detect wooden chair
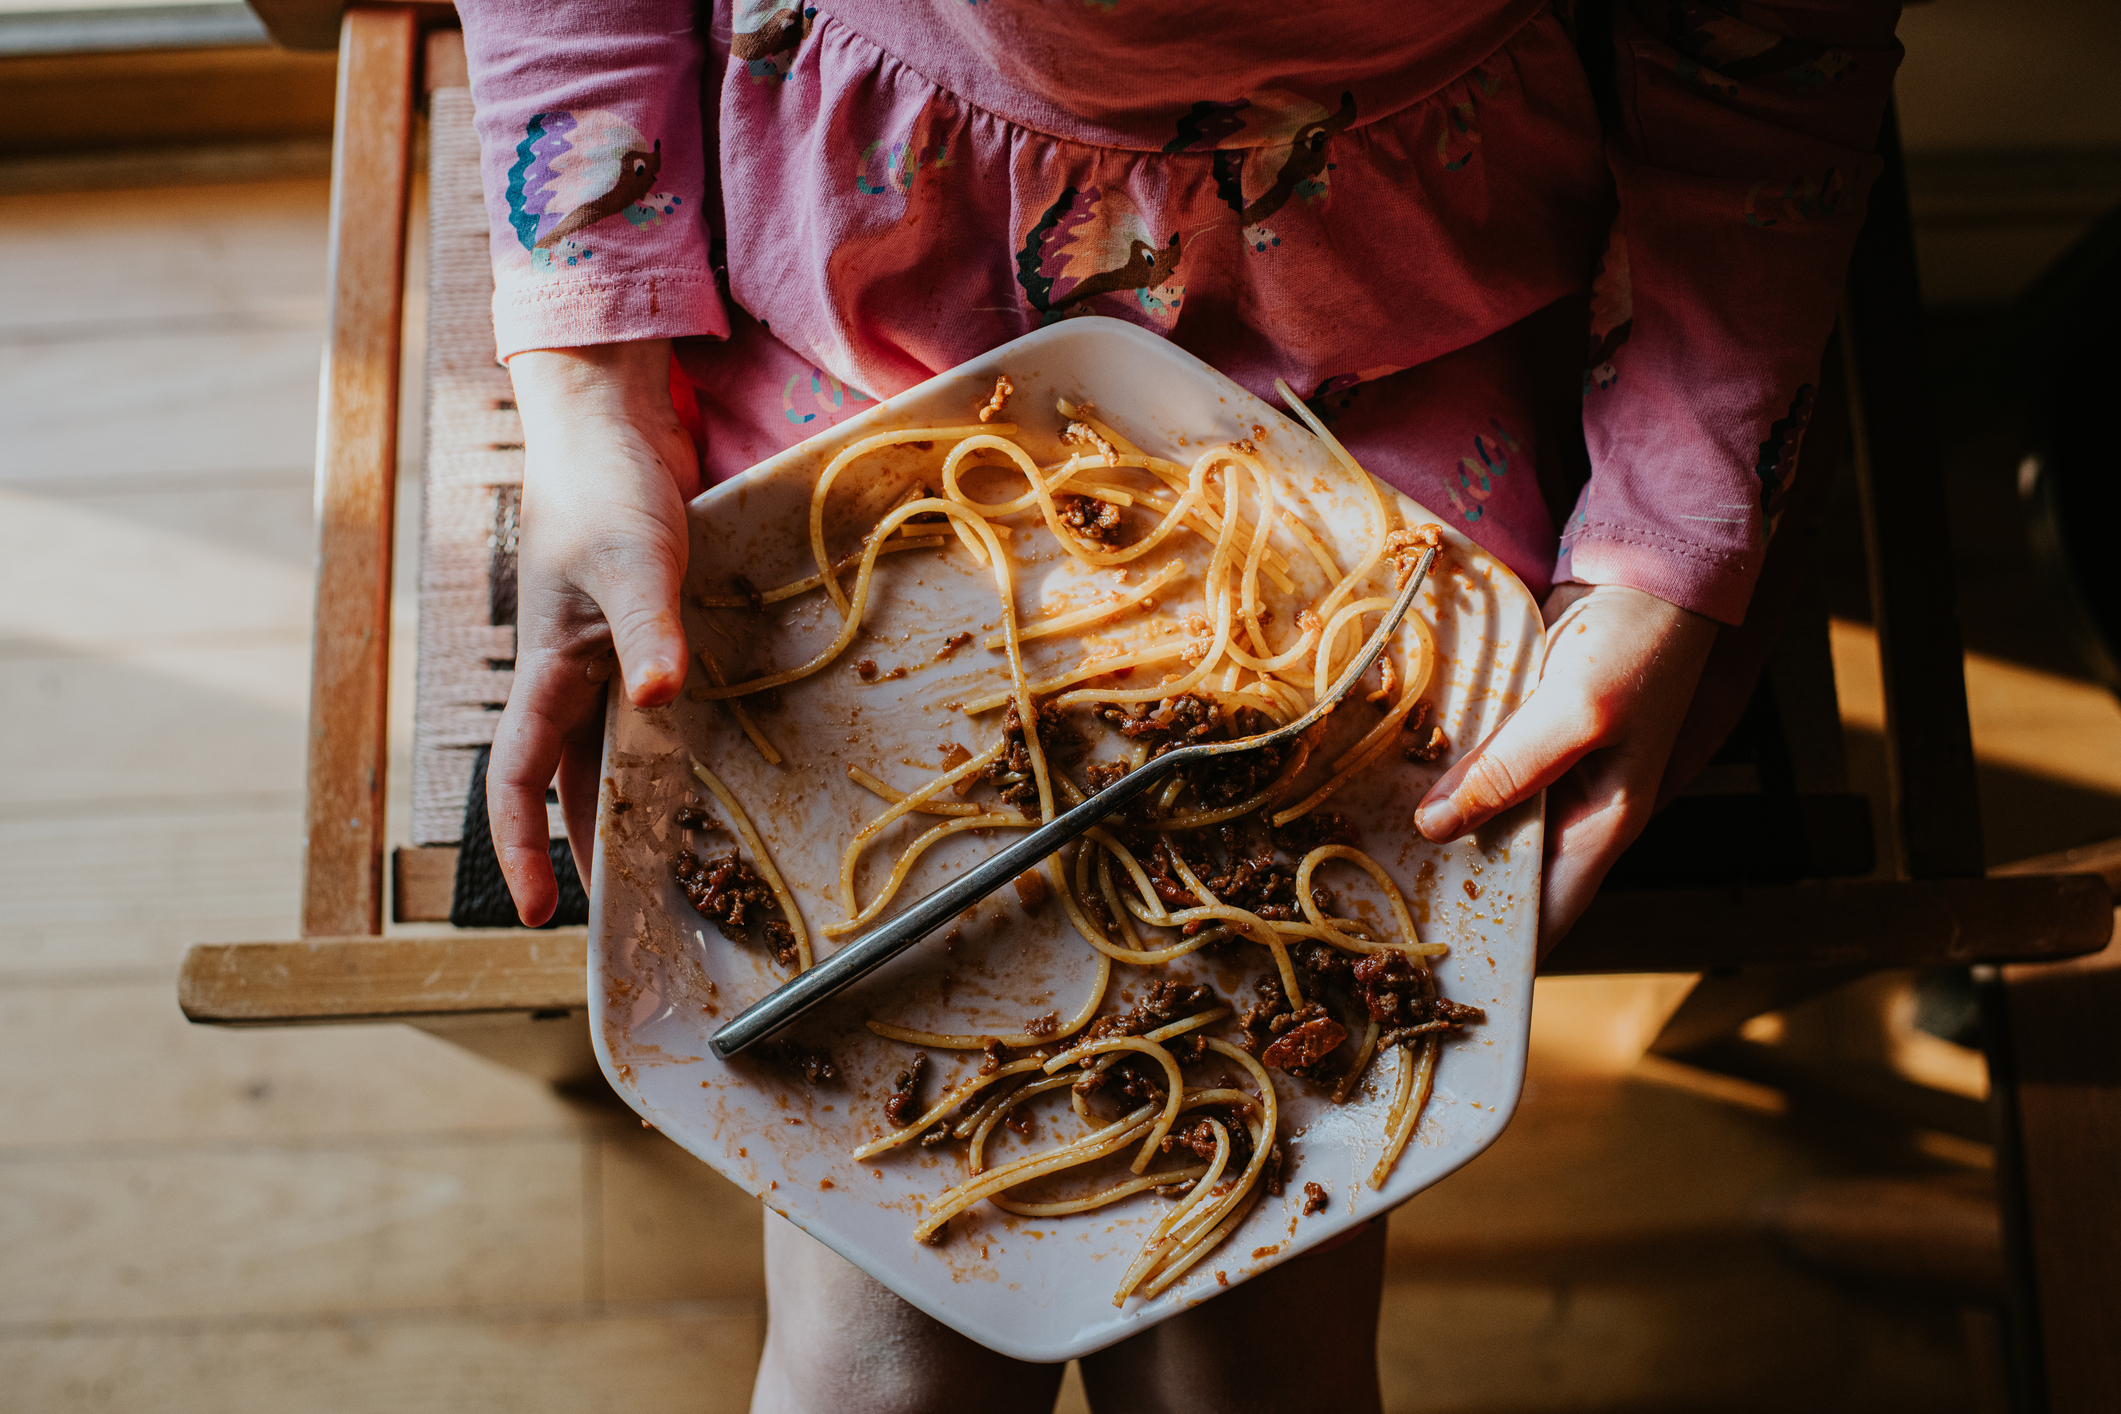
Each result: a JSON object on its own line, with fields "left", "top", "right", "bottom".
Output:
{"left": 179, "top": 6, "right": 2120, "bottom": 1407}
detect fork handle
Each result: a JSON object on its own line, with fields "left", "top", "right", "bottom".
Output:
{"left": 711, "top": 747, "right": 1184, "bottom": 1057}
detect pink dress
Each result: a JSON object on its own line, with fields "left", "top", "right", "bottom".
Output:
{"left": 459, "top": 0, "right": 1901, "bottom": 625}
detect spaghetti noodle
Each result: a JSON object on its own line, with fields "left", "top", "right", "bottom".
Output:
{"left": 674, "top": 389, "right": 1491, "bottom": 1301}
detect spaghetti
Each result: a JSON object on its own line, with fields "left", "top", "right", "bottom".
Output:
{"left": 673, "top": 389, "right": 1490, "bottom": 1301}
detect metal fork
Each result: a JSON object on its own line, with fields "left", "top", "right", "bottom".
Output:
{"left": 710, "top": 546, "right": 1438, "bottom": 1057}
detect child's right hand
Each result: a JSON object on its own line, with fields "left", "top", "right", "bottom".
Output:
{"left": 487, "top": 339, "right": 700, "bottom": 926}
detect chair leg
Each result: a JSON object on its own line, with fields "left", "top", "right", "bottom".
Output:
{"left": 1983, "top": 921, "right": 2121, "bottom": 1413}
{"left": 302, "top": 4, "right": 418, "bottom": 938}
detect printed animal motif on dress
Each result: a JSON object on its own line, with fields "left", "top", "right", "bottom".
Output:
{"left": 1584, "top": 231, "right": 1632, "bottom": 393}
{"left": 1664, "top": 1, "right": 1854, "bottom": 95}
{"left": 1446, "top": 419, "right": 1520, "bottom": 524}
{"left": 1744, "top": 168, "right": 1845, "bottom": 227}
{"left": 1163, "top": 91, "right": 1356, "bottom": 253}
{"left": 732, "top": 1, "right": 815, "bottom": 82}
{"left": 1303, "top": 365, "right": 1407, "bottom": 425}
{"left": 1015, "top": 186, "right": 1184, "bottom": 328}
{"left": 783, "top": 368, "right": 874, "bottom": 427}
{"left": 852, "top": 100, "right": 957, "bottom": 202}
{"left": 1752, "top": 382, "right": 1813, "bottom": 541}
{"left": 505, "top": 110, "right": 680, "bottom": 275}
{"left": 1434, "top": 67, "right": 1500, "bottom": 172}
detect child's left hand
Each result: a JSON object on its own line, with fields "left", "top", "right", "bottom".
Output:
{"left": 1415, "top": 582, "right": 1718, "bottom": 956}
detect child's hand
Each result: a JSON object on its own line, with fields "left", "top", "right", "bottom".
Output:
{"left": 487, "top": 339, "right": 699, "bottom": 926}
{"left": 1415, "top": 582, "right": 1717, "bottom": 955}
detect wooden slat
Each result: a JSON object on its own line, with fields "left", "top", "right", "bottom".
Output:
{"left": 300, "top": 4, "right": 416, "bottom": 939}
{"left": 1664, "top": 1036, "right": 1992, "bottom": 1143}
{"left": 423, "top": 24, "right": 466, "bottom": 91}
{"left": 1994, "top": 835, "right": 2121, "bottom": 898}
{"left": 179, "top": 930, "right": 588, "bottom": 1024}
{"left": 1545, "top": 875, "right": 2112, "bottom": 975}
{"left": 1840, "top": 102, "right": 1986, "bottom": 883}
{"left": 1760, "top": 1175, "right": 2005, "bottom": 1301}
{"left": 391, "top": 844, "right": 460, "bottom": 923}
{"left": 1999, "top": 922, "right": 2121, "bottom": 1412}
{"left": 247, "top": 0, "right": 455, "bottom": 52}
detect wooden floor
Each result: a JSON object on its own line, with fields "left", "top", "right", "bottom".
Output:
{"left": 5, "top": 172, "right": 2118, "bottom": 1413}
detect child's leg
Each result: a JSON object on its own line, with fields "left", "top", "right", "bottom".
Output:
{"left": 1077, "top": 1219, "right": 1387, "bottom": 1414}
{"left": 751, "top": 1213, "right": 1066, "bottom": 1414}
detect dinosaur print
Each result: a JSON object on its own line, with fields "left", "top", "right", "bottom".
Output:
{"left": 1744, "top": 167, "right": 1845, "bottom": 227}
{"left": 1446, "top": 420, "right": 1520, "bottom": 524}
{"left": 733, "top": 1, "right": 815, "bottom": 80}
{"left": 536, "top": 141, "right": 661, "bottom": 249}
{"left": 1665, "top": 0, "right": 1853, "bottom": 94}
{"left": 1584, "top": 231, "right": 1632, "bottom": 392}
{"left": 505, "top": 110, "right": 680, "bottom": 275}
{"left": 1015, "top": 186, "right": 1184, "bottom": 327}
{"left": 1164, "top": 91, "right": 1357, "bottom": 253}
{"left": 1752, "top": 382, "right": 1813, "bottom": 539}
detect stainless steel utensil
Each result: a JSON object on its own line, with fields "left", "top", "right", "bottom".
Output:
{"left": 710, "top": 546, "right": 1438, "bottom": 1057}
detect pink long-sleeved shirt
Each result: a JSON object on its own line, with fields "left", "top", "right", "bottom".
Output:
{"left": 459, "top": 0, "right": 1900, "bottom": 624}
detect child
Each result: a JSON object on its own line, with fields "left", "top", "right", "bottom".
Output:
{"left": 461, "top": 2, "right": 1900, "bottom": 1408}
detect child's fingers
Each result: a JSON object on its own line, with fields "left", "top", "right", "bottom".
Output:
{"left": 579, "top": 544, "right": 690, "bottom": 710}
{"left": 487, "top": 651, "right": 611, "bottom": 927}
{"left": 1534, "top": 766, "right": 1645, "bottom": 957}
{"left": 1415, "top": 683, "right": 1603, "bottom": 843}
{"left": 488, "top": 691, "right": 567, "bottom": 927}
{"left": 555, "top": 732, "right": 603, "bottom": 891}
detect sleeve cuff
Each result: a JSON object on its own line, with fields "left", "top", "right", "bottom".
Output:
{"left": 492, "top": 273, "right": 730, "bottom": 361}
{"left": 1556, "top": 520, "right": 1758, "bottom": 626}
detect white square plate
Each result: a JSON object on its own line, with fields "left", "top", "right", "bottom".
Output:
{"left": 588, "top": 316, "right": 1543, "bottom": 1361}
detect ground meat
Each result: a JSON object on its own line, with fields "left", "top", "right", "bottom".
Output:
{"left": 1385, "top": 523, "right": 1444, "bottom": 588}
{"left": 759, "top": 1040, "right": 837, "bottom": 1085}
{"left": 938, "top": 741, "right": 973, "bottom": 770}
{"left": 1351, "top": 951, "right": 1488, "bottom": 1049}
{"left": 978, "top": 1038, "right": 1008, "bottom": 1074}
{"left": 1270, "top": 810, "right": 1355, "bottom": 855}
{"left": 1292, "top": 939, "right": 1354, "bottom": 991}
{"left": 935, "top": 631, "right": 973, "bottom": 660}
{"left": 1097, "top": 693, "right": 1220, "bottom": 758}
{"left": 1074, "top": 1055, "right": 1166, "bottom": 1112}
{"left": 983, "top": 698, "right": 1088, "bottom": 808}
{"left": 1303, "top": 1182, "right": 1329, "bottom": 1215}
{"left": 757, "top": 919, "right": 799, "bottom": 970}
{"left": 1085, "top": 981, "right": 1218, "bottom": 1044}
{"left": 730, "top": 573, "right": 763, "bottom": 612}
{"left": 884, "top": 1052, "right": 928, "bottom": 1128}
{"left": 1236, "top": 974, "right": 1292, "bottom": 1056}
{"left": 1262, "top": 1012, "right": 1348, "bottom": 1071}
{"left": 1404, "top": 725, "right": 1449, "bottom": 763}
{"left": 1036, "top": 701, "right": 1090, "bottom": 766}
{"left": 978, "top": 372, "right": 1013, "bottom": 423}
{"left": 983, "top": 700, "right": 1041, "bottom": 810}
{"left": 855, "top": 658, "right": 879, "bottom": 681}
{"left": 1013, "top": 868, "right": 1050, "bottom": 913}
{"left": 674, "top": 848, "right": 799, "bottom": 968}
{"left": 1143, "top": 837, "right": 1203, "bottom": 910}
{"left": 1062, "top": 420, "right": 1118, "bottom": 463}
{"left": 1083, "top": 760, "right": 1130, "bottom": 795}
{"left": 1161, "top": 1116, "right": 1224, "bottom": 1162}
{"left": 1200, "top": 825, "right": 1331, "bottom": 923}
{"left": 1023, "top": 1011, "right": 1061, "bottom": 1039}
{"left": 673, "top": 803, "right": 713, "bottom": 830}
{"left": 1057, "top": 493, "right": 1128, "bottom": 547}
{"left": 1188, "top": 707, "right": 1286, "bottom": 808}
{"left": 676, "top": 849, "right": 771, "bottom": 934}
